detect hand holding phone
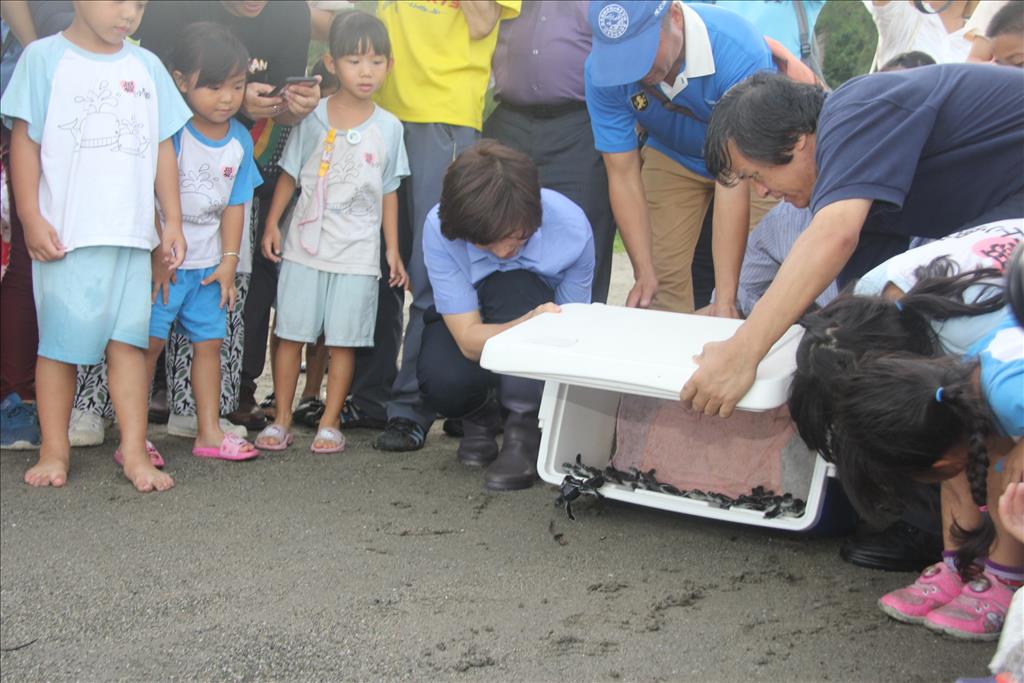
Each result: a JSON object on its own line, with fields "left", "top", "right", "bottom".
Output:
{"left": 266, "top": 77, "right": 319, "bottom": 98}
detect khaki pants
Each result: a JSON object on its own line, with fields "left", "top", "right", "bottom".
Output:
{"left": 641, "top": 146, "right": 776, "bottom": 313}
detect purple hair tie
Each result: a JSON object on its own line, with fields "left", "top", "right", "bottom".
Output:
{"left": 979, "top": 505, "right": 989, "bottom": 513}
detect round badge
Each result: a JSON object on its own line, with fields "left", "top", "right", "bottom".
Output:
{"left": 597, "top": 3, "right": 629, "bottom": 40}
{"left": 346, "top": 129, "right": 361, "bottom": 145}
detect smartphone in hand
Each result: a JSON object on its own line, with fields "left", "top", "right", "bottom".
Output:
{"left": 265, "top": 76, "right": 319, "bottom": 98}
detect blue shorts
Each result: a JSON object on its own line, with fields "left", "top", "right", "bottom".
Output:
{"left": 274, "top": 261, "right": 377, "bottom": 347}
{"left": 149, "top": 266, "right": 227, "bottom": 343}
{"left": 33, "top": 246, "right": 151, "bottom": 365}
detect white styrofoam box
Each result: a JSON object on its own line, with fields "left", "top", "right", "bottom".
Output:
{"left": 480, "top": 303, "right": 836, "bottom": 532}
{"left": 481, "top": 303, "right": 804, "bottom": 410}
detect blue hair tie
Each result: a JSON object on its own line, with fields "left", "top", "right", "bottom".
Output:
{"left": 894, "top": 301, "right": 904, "bottom": 312}
{"left": 935, "top": 387, "right": 945, "bottom": 403}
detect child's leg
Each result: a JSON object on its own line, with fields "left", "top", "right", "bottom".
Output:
{"left": 192, "top": 339, "right": 226, "bottom": 448}
{"left": 107, "top": 340, "right": 173, "bottom": 493}
{"left": 269, "top": 338, "right": 303, "bottom": 434}
{"left": 301, "top": 336, "right": 329, "bottom": 400}
{"left": 25, "top": 357, "right": 76, "bottom": 487}
{"left": 987, "top": 453, "right": 1024, "bottom": 579}
{"left": 144, "top": 337, "right": 167, "bottom": 392}
{"left": 314, "top": 347, "right": 354, "bottom": 449}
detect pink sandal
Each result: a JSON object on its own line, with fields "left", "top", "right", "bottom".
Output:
{"left": 113, "top": 440, "right": 166, "bottom": 469}
{"left": 192, "top": 433, "right": 259, "bottom": 461}
{"left": 254, "top": 423, "right": 293, "bottom": 452}
{"left": 310, "top": 427, "right": 345, "bottom": 454}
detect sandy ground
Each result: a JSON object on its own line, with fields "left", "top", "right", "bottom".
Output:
{"left": 0, "top": 254, "right": 994, "bottom": 681}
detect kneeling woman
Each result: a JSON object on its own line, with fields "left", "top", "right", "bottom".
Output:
{"left": 419, "top": 141, "right": 595, "bottom": 491}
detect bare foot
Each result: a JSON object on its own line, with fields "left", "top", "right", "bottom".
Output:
{"left": 121, "top": 452, "right": 174, "bottom": 492}
{"left": 24, "top": 449, "right": 70, "bottom": 487}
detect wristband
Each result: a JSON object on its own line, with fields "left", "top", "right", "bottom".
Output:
{"left": 222, "top": 251, "right": 241, "bottom": 260}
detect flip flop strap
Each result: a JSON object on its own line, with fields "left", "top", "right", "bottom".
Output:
{"left": 257, "top": 424, "right": 287, "bottom": 444}
{"left": 315, "top": 427, "right": 342, "bottom": 443}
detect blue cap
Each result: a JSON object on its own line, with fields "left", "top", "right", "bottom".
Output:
{"left": 588, "top": 1, "right": 671, "bottom": 88}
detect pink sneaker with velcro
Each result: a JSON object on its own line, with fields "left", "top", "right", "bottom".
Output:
{"left": 923, "top": 572, "right": 1015, "bottom": 641}
{"left": 878, "top": 562, "right": 964, "bottom": 624}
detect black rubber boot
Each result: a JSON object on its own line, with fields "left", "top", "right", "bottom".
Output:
{"left": 457, "top": 395, "right": 502, "bottom": 467}
{"left": 484, "top": 376, "right": 542, "bottom": 491}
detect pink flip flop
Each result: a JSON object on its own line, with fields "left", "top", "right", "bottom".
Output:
{"left": 310, "top": 427, "right": 345, "bottom": 454}
{"left": 113, "top": 440, "right": 166, "bottom": 469}
{"left": 192, "top": 433, "right": 259, "bottom": 461}
{"left": 254, "top": 423, "right": 293, "bottom": 452}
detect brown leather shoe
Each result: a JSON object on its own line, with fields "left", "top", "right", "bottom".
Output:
{"left": 224, "top": 404, "right": 268, "bottom": 431}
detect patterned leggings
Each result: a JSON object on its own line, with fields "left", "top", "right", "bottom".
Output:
{"left": 73, "top": 273, "right": 250, "bottom": 418}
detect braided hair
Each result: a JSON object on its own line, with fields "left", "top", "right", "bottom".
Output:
{"left": 790, "top": 259, "right": 1005, "bottom": 459}
{"left": 830, "top": 354, "right": 995, "bottom": 579}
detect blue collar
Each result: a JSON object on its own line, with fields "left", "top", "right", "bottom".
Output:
{"left": 467, "top": 228, "right": 543, "bottom": 265}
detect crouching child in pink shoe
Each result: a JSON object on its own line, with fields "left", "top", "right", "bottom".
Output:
{"left": 0, "top": 0, "right": 192, "bottom": 492}
{"left": 144, "top": 22, "right": 262, "bottom": 462}
{"left": 828, "top": 312, "right": 1023, "bottom": 642}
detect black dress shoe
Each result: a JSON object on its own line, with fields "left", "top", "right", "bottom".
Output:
{"left": 840, "top": 521, "right": 943, "bottom": 572}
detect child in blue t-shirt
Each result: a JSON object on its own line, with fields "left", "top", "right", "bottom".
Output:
{"left": 143, "top": 22, "right": 262, "bottom": 462}
{"left": 0, "top": 0, "right": 191, "bottom": 493}
{"left": 256, "top": 11, "right": 409, "bottom": 454}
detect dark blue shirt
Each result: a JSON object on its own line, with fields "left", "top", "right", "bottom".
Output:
{"left": 811, "top": 64, "right": 1024, "bottom": 238}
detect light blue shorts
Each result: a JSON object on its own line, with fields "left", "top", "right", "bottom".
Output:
{"left": 33, "top": 246, "right": 151, "bottom": 365}
{"left": 149, "top": 266, "right": 226, "bottom": 343}
{"left": 274, "top": 260, "right": 377, "bottom": 347}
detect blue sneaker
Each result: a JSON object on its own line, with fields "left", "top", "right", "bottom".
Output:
{"left": 1, "top": 393, "right": 41, "bottom": 450}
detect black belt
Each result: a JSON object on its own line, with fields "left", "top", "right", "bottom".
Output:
{"left": 498, "top": 100, "right": 588, "bottom": 120}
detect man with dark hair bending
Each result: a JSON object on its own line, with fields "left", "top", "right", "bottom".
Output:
{"left": 681, "top": 64, "right": 1024, "bottom": 418}
{"left": 418, "top": 141, "right": 595, "bottom": 492}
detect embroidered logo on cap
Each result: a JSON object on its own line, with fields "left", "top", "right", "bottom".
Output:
{"left": 631, "top": 91, "right": 649, "bottom": 111}
{"left": 598, "top": 3, "right": 630, "bottom": 39}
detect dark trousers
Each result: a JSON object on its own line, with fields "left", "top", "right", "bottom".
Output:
{"left": 0, "top": 190, "right": 38, "bottom": 400}
{"left": 348, "top": 237, "right": 403, "bottom": 421}
{"left": 483, "top": 103, "right": 615, "bottom": 304}
{"left": 838, "top": 188, "right": 1024, "bottom": 287}
{"left": 691, "top": 197, "right": 716, "bottom": 309}
{"left": 240, "top": 186, "right": 278, "bottom": 403}
{"left": 418, "top": 270, "right": 553, "bottom": 418}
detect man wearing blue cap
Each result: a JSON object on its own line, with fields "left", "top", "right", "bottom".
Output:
{"left": 585, "top": 0, "right": 777, "bottom": 315}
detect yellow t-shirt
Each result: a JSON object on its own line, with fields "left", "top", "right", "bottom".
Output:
{"left": 375, "top": 0, "right": 521, "bottom": 131}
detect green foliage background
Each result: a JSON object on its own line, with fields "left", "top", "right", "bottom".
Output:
{"left": 815, "top": 0, "right": 878, "bottom": 86}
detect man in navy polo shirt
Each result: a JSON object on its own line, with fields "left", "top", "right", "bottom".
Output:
{"left": 683, "top": 66, "right": 1024, "bottom": 418}
{"left": 585, "top": 0, "right": 776, "bottom": 315}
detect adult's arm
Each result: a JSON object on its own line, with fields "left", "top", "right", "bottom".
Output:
{"left": 603, "top": 150, "right": 658, "bottom": 308}
{"left": 706, "top": 179, "right": 753, "bottom": 319}
{"left": 680, "top": 197, "right": 872, "bottom": 416}
{"left": 443, "top": 303, "right": 560, "bottom": 362}
{"left": 1, "top": 1, "right": 37, "bottom": 46}
{"left": 460, "top": 0, "right": 502, "bottom": 40}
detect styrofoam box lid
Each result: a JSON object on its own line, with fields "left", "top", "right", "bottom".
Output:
{"left": 480, "top": 303, "right": 805, "bottom": 411}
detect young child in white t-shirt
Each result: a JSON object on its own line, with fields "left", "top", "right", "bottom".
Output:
{"left": 256, "top": 11, "right": 409, "bottom": 453}
{"left": 0, "top": 0, "right": 191, "bottom": 493}
{"left": 144, "top": 21, "right": 262, "bottom": 462}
